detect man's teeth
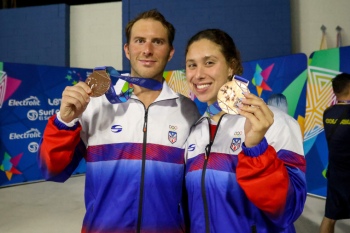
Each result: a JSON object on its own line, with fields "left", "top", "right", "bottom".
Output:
{"left": 197, "top": 84, "right": 210, "bottom": 89}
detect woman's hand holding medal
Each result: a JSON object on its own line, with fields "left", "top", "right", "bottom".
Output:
{"left": 216, "top": 76, "right": 274, "bottom": 148}
{"left": 237, "top": 92, "right": 274, "bottom": 148}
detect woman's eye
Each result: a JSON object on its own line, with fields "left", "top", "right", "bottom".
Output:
{"left": 187, "top": 63, "right": 196, "bottom": 69}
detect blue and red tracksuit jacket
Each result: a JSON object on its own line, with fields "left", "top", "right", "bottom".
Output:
{"left": 185, "top": 106, "right": 307, "bottom": 233}
{"left": 37, "top": 82, "right": 200, "bottom": 233}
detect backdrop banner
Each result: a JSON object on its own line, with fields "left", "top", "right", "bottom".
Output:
{"left": 0, "top": 53, "right": 308, "bottom": 187}
{"left": 0, "top": 62, "right": 93, "bottom": 186}
{"left": 304, "top": 46, "right": 350, "bottom": 197}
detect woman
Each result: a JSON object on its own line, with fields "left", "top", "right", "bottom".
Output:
{"left": 184, "top": 29, "right": 307, "bottom": 233}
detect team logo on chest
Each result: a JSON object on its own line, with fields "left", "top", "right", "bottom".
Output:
{"left": 230, "top": 138, "right": 241, "bottom": 152}
{"left": 168, "top": 125, "right": 178, "bottom": 144}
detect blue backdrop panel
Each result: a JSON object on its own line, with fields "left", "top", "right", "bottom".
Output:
{"left": 242, "top": 53, "right": 308, "bottom": 120}
{"left": 122, "top": 0, "right": 291, "bottom": 71}
{"left": 0, "top": 62, "right": 92, "bottom": 187}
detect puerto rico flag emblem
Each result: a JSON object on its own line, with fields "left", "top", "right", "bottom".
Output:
{"left": 168, "top": 131, "right": 177, "bottom": 144}
{"left": 230, "top": 138, "right": 241, "bottom": 152}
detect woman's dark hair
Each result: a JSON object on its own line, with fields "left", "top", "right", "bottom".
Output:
{"left": 185, "top": 29, "right": 243, "bottom": 77}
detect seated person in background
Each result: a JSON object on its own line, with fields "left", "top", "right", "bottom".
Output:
{"left": 267, "top": 93, "right": 288, "bottom": 114}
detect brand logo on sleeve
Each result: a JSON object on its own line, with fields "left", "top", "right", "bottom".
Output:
{"left": 188, "top": 144, "right": 196, "bottom": 151}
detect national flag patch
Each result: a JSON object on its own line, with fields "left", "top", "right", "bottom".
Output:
{"left": 230, "top": 138, "right": 241, "bottom": 152}
{"left": 168, "top": 131, "right": 177, "bottom": 144}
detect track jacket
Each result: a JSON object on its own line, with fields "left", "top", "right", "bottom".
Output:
{"left": 37, "top": 81, "right": 200, "bottom": 233}
{"left": 185, "top": 106, "right": 306, "bottom": 233}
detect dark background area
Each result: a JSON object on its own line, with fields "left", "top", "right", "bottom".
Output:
{"left": 0, "top": 0, "right": 292, "bottom": 70}
{"left": 1, "top": 0, "right": 121, "bottom": 8}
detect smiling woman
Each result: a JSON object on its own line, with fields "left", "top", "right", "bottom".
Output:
{"left": 183, "top": 28, "right": 307, "bottom": 233}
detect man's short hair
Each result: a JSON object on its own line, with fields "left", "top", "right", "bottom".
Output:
{"left": 125, "top": 9, "right": 175, "bottom": 47}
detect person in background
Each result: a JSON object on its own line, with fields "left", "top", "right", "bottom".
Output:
{"left": 320, "top": 72, "right": 350, "bottom": 233}
{"left": 37, "top": 9, "right": 200, "bottom": 233}
{"left": 184, "top": 28, "right": 306, "bottom": 232}
{"left": 267, "top": 93, "right": 288, "bottom": 114}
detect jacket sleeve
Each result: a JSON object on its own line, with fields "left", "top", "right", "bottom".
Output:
{"left": 236, "top": 114, "right": 306, "bottom": 228}
{"left": 37, "top": 114, "right": 86, "bottom": 182}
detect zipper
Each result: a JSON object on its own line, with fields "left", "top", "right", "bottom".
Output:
{"left": 201, "top": 115, "right": 225, "bottom": 233}
{"left": 251, "top": 224, "right": 257, "bottom": 233}
{"left": 137, "top": 107, "right": 149, "bottom": 233}
{"left": 202, "top": 142, "right": 211, "bottom": 233}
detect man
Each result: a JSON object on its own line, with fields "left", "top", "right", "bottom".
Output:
{"left": 37, "top": 9, "right": 200, "bottom": 233}
{"left": 320, "top": 72, "right": 350, "bottom": 233}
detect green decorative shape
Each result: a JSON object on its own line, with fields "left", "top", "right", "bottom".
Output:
{"left": 310, "top": 48, "right": 340, "bottom": 71}
{"left": 283, "top": 69, "right": 308, "bottom": 116}
{"left": 322, "top": 167, "right": 327, "bottom": 179}
{"left": 0, "top": 62, "right": 3, "bottom": 71}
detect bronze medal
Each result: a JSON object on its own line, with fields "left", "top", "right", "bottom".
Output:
{"left": 217, "top": 79, "right": 250, "bottom": 115}
{"left": 85, "top": 69, "right": 111, "bottom": 97}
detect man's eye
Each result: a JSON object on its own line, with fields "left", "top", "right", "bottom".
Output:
{"left": 154, "top": 40, "right": 163, "bottom": 45}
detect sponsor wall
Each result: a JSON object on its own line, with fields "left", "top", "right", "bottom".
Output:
{"left": 0, "top": 47, "right": 350, "bottom": 196}
{"left": 0, "top": 62, "right": 92, "bottom": 186}
{"left": 0, "top": 53, "right": 308, "bottom": 190}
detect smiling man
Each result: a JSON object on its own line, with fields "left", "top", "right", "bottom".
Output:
{"left": 37, "top": 9, "right": 200, "bottom": 233}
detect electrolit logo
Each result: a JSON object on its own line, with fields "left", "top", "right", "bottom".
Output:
{"left": 9, "top": 128, "right": 41, "bottom": 140}
{"left": 8, "top": 96, "right": 40, "bottom": 106}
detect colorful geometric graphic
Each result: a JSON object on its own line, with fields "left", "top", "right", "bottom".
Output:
{"left": 0, "top": 152, "right": 23, "bottom": 180}
{"left": 66, "top": 69, "right": 87, "bottom": 85}
{"left": 251, "top": 63, "right": 273, "bottom": 96}
{"left": 304, "top": 46, "right": 350, "bottom": 197}
{"left": 0, "top": 63, "right": 22, "bottom": 109}
{"left": 163, "top": 69, "right": 207, "bottom": 114}
{"left": 163, "top": 70, "right": 190, "bottom": 98}
{"left": 242, "top": 54, "right": 308, "bottom": 131}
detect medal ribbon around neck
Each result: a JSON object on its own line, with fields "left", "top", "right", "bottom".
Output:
{"left": 337, "top": 100, "right": 350, "bottom": 104}
{"left": 206, "top": 75, "right": 250, "bottom": 117}
{"left": 94, "top": 66, "right": 163, "bottom": 104}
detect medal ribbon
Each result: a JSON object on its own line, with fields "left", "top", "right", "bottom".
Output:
{"left": 337, "top": 100, "right": 350, "bottom": 104}
{"left": 94, "top": 66, "right": 163, "bottom": 104}
{"left": 206, "top": 75, "right": 249, "bottom": 118}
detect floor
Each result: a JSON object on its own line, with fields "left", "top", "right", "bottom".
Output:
{"left": 0, "top": 175, "right": 350, "bottom": 233}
